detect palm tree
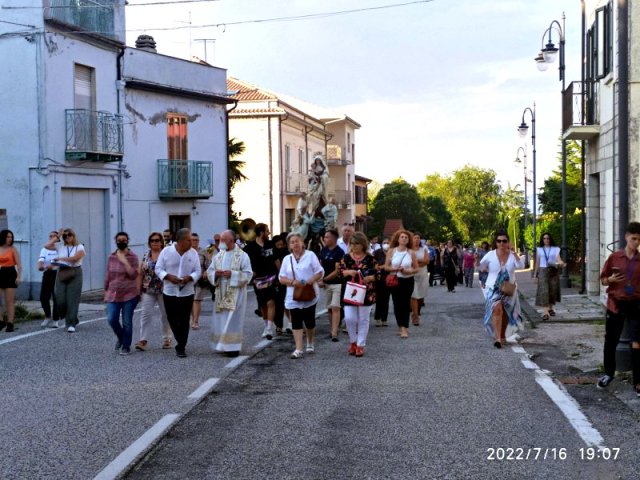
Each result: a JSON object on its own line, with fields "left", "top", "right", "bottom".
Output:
{"left": 228, "top": 137, "right": 247, "bottom": 223}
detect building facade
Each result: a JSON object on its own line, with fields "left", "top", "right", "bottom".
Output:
{"left": 0, "top": 3, "right": 229, "bottom": 297}
{"left": 564, "top": 0, "right": 640, "bottom": 297}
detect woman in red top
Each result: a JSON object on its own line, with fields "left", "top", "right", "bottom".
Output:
{"left": 0, "top": 229, "right": 22, "bottom": 332}
{"left": 104, "top": 232, "right": 139, "bottom": 355}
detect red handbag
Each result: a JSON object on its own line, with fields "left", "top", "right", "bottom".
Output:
{"left": 385, "top": 273, "right": 398, "bottom": 288}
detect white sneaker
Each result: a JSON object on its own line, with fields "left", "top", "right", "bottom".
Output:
{"left": 56, "top": 320, "right": 64, "bottom": 328}
{"left": 305, "top": 344, "right": 315, "bottom": 354}
{"left": 41, "top": 319, "right": 53, "bottom": 328}
{"left": 67, "top": 326, "right": 76, "bottom": 333}
{"left": 262, "top": 327, "right": 273, "bottom": 340}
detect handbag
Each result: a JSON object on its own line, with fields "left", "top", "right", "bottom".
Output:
{"left": 254, "top": 274, "right": 276, "bottom": 290}
{"left": 289, "top": 256, "right": 316, "bottom": 302}
{"left": 385, "top": 273, "right": 399, "bottom": 288}
{"left": 57, "top": 266, "right": 78, "bottom": 284}
{"left": 500, "top": 281, "right": 517, "bottom": 296}
{"left": 343, "top": 272, "right": 367, "bottom": 306}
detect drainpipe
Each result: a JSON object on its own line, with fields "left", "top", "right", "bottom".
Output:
{"left": 267, "top": 116, "right": 273, "bottom": 232}
{"left": 226, "top": 98, "right": 238, "bottom": 228}
{"left": 116, "top": 46, "right": 125, "bottom": 231}
{"left": 279, "top": 112, "right": 289, "bottom": 232}
{"left": 580, "top": 0, "right": 586, "bottom": 294}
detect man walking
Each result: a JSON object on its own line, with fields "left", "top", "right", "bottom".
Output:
{"left": 598, "top": 221, "right": 640, "bottom": 397}
{"left": 337, "top": 223, "right": 354, "bottom": 254}
{"left": 244, "top": 223, "right": 278, "bottom": 340}
{"left": 155, "top": 228, "right": 200, "bottom": 358}
{"left": 319, "top": 229, "right": 344, "bottom": 341}
{"left": 208, "top": 230, "right": 253, "bottom": 357}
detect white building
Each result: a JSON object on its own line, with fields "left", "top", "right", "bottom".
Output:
{"left": 227, "top": 77, "right": 360, "bottom": 233}
{"left": 565, "top": 1, "right": 640, "bottom": 296}
{"left": 0, "top": 3, "right": 230, "bottom": 297}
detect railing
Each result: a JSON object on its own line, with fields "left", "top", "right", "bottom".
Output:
{"left": 45, "top": 0, "right": 116, "bottom": 38}
{"left": 562, "top": 80, "right": 599, "bottom": 132}
{"left": 330, "top": 189, "right": 352, "bottom": 207}
{"left": 157, "top": 160, "right": 213, "bottom": 199}
{"left": 65, "top": 109, "right": 123, "bottom": 162}
{"left": 284, "top": 172, "right": 309, "bottom": 194}
{"left": 326, "top": 144, "right": 351, "bottom": 165}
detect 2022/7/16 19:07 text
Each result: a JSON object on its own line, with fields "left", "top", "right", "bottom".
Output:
{"left": 486, "top": 447, "right": 621, "bottom": 461}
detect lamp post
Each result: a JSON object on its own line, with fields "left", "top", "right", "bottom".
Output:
{"left": 535, "top": 13, "right": 570, "bottom": 288}
{"left": 515, "top": 146, "right": 530, "bottom": 270}
{"left": 517, "top": 105, "right": 536, "bottom": 269}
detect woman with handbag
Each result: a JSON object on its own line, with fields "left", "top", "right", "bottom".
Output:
{"left": 338, "top": 232, "right": 379, "bottom": 357}
{"left": 45, "top": 228, "right": 86, "bottom": 333}
{"left": 384, "top": 229, "right": 418, "bottom": 339}
{"left": 411, "top": 233, "right": 430, "bottom": 326}
{"left": 534, "top": 232, "right": 564, "bottom": 320}
{"left": 478, "top": 230, "right": 524, "bottom": 348}
{"left": 441, "top": 239, "right": 459, "bottom": 293}
{"left": 278, "top": 232, "right": 324, "bottom": 359}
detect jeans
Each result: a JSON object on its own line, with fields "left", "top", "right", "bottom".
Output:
{"left": 107, "top": 297, "right": 139, "bottom": 349}
{"left": 464, "top": 267, "right": 474, "bottom": 287}
{"left": 40, "top": 269, "right": 60, "bottom": 320}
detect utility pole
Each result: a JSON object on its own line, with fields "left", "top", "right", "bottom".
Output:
{"left": 194, "top": 38, "right": 216, "bottom": 63}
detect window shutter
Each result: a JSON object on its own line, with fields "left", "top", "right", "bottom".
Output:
{"left": 74, "top": 64, "right": 94, "bottom": 111}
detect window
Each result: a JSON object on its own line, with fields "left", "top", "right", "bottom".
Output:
{"left": 588, "top": 2, "right": 613, "bottom": 80}
{"left": 298, "top": 148, "right": 305, "bottom": 173}
{"left": 74, "top": 64, "right": 95, "bottom": 111}
{"left": 347, "top": 133, "right": 351, "bottom": 153}
{"left": 167, "top": 114, "right": 188, "bottom": 160}
{"left": 284, "top": 144, "right": 291, "bottom": 172}
{"left": 355, "top": 185, "right": 367, "bottom": 204}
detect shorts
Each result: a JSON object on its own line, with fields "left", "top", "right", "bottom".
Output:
{"left": 194, "top": 284, "right": 209, "bottom": 301}
{"left": 0, "top": 266, "right": 17, "bottom": 289}
{"left": 255, "top": 284, "right": 277, "bottom": 308}
{"left": 325, "top": 283, "right": 342, "bottom": 309}
{"left": 290, "top": 304, "right": 317, "bottom": 330}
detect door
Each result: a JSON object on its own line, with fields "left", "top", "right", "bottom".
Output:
{"left": 61, "top": 188, "right": 107, "bottom": 291}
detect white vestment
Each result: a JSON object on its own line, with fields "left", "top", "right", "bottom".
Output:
{"left": 207, "top": 248, "right": 253, "bottom": 352}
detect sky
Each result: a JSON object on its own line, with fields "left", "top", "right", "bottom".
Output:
{"left": 126, "top": 0, "right": 583, "bottom": 206}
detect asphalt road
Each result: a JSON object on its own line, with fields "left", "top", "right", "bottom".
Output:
{"left": 124, "top": 286, "right": 639, "bottom": 480}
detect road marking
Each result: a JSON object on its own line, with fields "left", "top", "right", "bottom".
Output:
{"left": 0, "top": 316, "right": 105, "bottom": 346}
{"left": 224, "top": 355, "right": 249, "bottom": 369}
{"left": 521, "top": 358, "right": 539, "bottom": 370}
{"left": 187, "top": 378, "right": 220, "bottom": 401}
{"left": 93, "top": 413, "right": 180, "bottom": 480}
{"left": 511, "top": 346, "right": 526, "bottom": 354}
{"left": 254, "top": 339, "right": 271, "bottom": 349}
{"left": 534, "top": 371, "right": 605, "bottom": 448}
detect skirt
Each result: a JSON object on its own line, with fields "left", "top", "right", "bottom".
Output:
{"left": 535, "top": 267, "right": 561, "bottom": 306}
{"left": 411, "top": 267, "right": 429, "bottom": 299}
{"left": 0, "top": 266, "right": 18, "bottom": 288}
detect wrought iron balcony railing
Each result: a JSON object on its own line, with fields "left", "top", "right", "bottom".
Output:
{"left": 157, "top": 160, "right": 213, "bottom": 199}
{"left": 562, "top": 80, "right": 599, "bottom": 132}
{"left": 65, "top": 109, "right": 123, "bottom": 162}
{"left": 45, "top": 0, "right": 116, "bottom": 38}
{"left": 330, "top": 189, "right": 353, "bottom": 208}
{"left": 284, "top": 172, "right": 309, "bottom": 194}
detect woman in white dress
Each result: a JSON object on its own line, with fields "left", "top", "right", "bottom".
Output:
{"left": 411, "top": 233, "right": 430, "bottom": 326}
{"left": 478, "top": 230, "right": 524, "bottom": 348}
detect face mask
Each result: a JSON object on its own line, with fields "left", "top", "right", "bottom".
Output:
{"left": 219, "top": 243, "right": 228, "bottom": 251}
{"left": 382, "top": 243, "right": 389, "bottom": 251}
{"left": 117, "top": 242, "right": 128, "bottom": 251}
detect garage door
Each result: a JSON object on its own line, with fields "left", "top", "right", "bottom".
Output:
{"left": 61, "top": 188, "right": 107, "bottom": 292}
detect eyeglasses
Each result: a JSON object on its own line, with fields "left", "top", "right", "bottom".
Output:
{"left": 150, "top": 239, "right": 162, "bottom": 243}
{"left": 496, "top": 239, "right": 508, "bottom": 244}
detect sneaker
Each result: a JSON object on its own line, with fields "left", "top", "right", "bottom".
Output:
{"left": 56, "top": 320, "right": 64, "bottom": 328}
{"left": 119, "top": 347, "right": 131, "bottom": 356}
{"left": 355, "top": 346, "right": 365, "bottom": 357}
{"left": 176, "top": 350, "right": 187, "bottom": 358}
{"left": 261, "top": 327, "right": 269, "bottom": 339}
{"left": 305, "top": 344, "right": 315, "bottom": 354}
{"left": 348, "top": 342, "right": 357, "bottom": 356}
{"left": 265, "top": 328, "right": 274, "bottom": 341}
{"left": 5, "top": 323, "right": 14, "bottom": 333}
{"left": 41, "top": 319, "right": 53, "bottom": 328}
{"left": 381, "top": 321, "right": 388, "bottom": 327}
{"left": 67, "top": 326, "right": 76, "bottom": 333}
{"left": 115, "top": 341, "right": 122, "bottom": 351}
{"left": 134, "top": 340, "right": 148, "bottom": 351}
{"left": 162, "top": 338, "right": 172, "bottom": 349}
{"left": 597, "top": 374, "right": 613, "bottom": 389}
{"left": 375, "top": 319, "right": 382, "bottom": 327}
{"left": 290, "top": 350, "right": 303, "bottom": 359}
{"left": 331, "top": 336, "right": 339, "bottom": 342}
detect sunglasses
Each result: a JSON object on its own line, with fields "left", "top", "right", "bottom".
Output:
{"left": 150, "top": 238, "right": 163, "bottom": 243}
{"left": 496, "top": 239, "right": 508, "bottom": 244}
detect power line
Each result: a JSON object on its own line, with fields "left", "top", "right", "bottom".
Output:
{"left": 2, "top": 0, "right": 221, "bottom": 9}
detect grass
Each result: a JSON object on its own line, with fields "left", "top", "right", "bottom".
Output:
{"left": 2, "top": 302, "right": 45, "bottom": 323}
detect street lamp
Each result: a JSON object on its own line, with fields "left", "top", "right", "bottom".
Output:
{"left": 536, "top": 13, "right": 570, "bottom": 288}
{"left": 515, "top": 146, "right": 530, "bottom": 270}
{"left": 517, "top": 104, "right": 537, "bottom": 269}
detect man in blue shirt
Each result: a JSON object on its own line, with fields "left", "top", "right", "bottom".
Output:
{"left": 318, "top": 229, "right": 344, "bottom": 341}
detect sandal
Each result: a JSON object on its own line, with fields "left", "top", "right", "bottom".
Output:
{"left": 549, "top": 309, "right": 556, "bottom": 316}
{"left": 542, "top": 314, "right": 549, "bottom": 321}
{"left": 191, "top": 322, "right": 200, "bottom": 330}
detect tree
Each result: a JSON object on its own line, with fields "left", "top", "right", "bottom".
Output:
{"left": 538, "top": 140, "right": 582, "bottom": 214}
{"left": 422, "top": 195, "right": 461, "bottom": 242}
{"left": 228, "top": 137, "right": 247, "bottom": 224}
{"left": 369, "top": 179, "right": 427, "bottom": 236}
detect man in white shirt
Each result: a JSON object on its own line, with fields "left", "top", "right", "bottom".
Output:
{"left": 155, "top": 228, "right": 200, "bottom": 357}
{"left": 337, "top": 223, "right": 354, "bottom": 253}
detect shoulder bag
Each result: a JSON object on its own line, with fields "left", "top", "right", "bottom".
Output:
{"left": 290, "top": 256, "right": 316, "bottom": 302}
{"left": 500, "top": 281, "right": 517, "bottom": 296}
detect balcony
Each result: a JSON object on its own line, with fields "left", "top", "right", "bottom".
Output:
{"left": 65, "top": 109, "right": 123, "bottom": 162}
{"left": 157, "top": 160, "right": 213, "bottom": 199}
{"left": 326, "top": 144, "right": 351, "bottom": 166}
{"left": 562, "top": 81, "right": 600, "bottom": 141}
{"left": 45, "top": 0, "right": 116, "bottom": 39}
{"left": 330, "top": 189, "right": 352, "bottom": 208}
{"left": 284, "top": 172, "right": 309, "bottom": 195}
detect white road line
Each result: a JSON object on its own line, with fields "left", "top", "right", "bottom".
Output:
{"left": 187, "top": 378, "right": 220, "bottom": 401}
{"left": 93, "top": 413, "right": 180, "bottom": 480}
{"left": 253, "top": 339, "right": 271, "bottom": 349}
{"left": 0, "top": 315, "right": 105, "bottom": 346}
{"left": 534, "top": 371, "right": 605, "bottom": 448}
{"left": 224, "top": 355, "right": 249, "bottom": 369}
{"left": 511, "top": 346, "right": 526, "bottom": 354}
{"left": 521, "top": 358, "right": 539, "bottom": 370}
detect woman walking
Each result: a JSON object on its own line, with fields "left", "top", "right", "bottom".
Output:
{"left": 104, "top": 232, "right": 139, "bottom": 355}
{"left": 476, "top": 241, "right": 490, "bottom": 288}
{"left": 278, "top": 232, "right": 323, "bottom": 359}
{"left": 534, "top": 232, "right": 565, "bottom": 320}
{"left": 38, "top": 231, "right": 61, "bottom": 328}
{"left": 339, "top": 232, "right": 379, "bottom": 357}
{"left": 46, "top": 228, "right": 85, "bottom": 333}
{"left": 136, "top": 232, "right": 173, "bottom": 351}
{"left": 0, "top": 230, "right": 22, "bottom": 333}
{"left": 463, "top": 245, "right": 476, "bottom": 288}
{"left": 411, "top": 233, "right": 429, "bottom": 326}
{"left": 441, "top": 239, "right": 459, "bottom": 292}
{"left": 373, "top": 238, "right": 390, "bottom": 327}
{"left": 384, "top": 230, "right": 418, "bottom": 339}
{"left": 478, "top": 230, "right": 524, "bottom": 348}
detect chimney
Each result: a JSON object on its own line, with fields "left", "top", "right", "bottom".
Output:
{"left": 135, "top": 35, "right": 157, "bottom": 53}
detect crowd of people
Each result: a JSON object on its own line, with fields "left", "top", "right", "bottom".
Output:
{"left": 2, "top": 220, "right": 639, "bottom": 398}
